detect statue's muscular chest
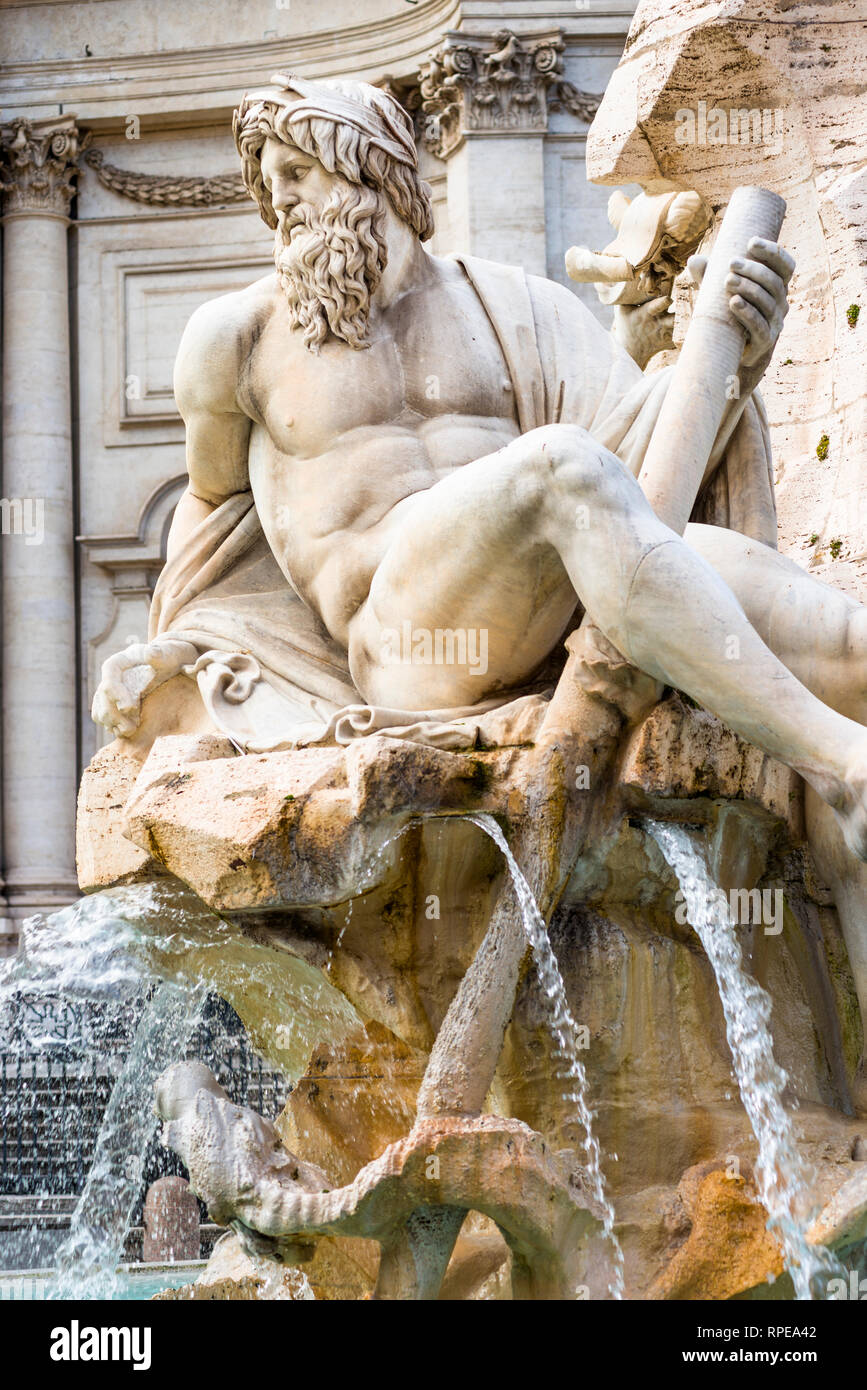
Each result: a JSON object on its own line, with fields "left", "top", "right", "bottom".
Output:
{"left": 245, "top": 283, "right": 517, "bottom": 457}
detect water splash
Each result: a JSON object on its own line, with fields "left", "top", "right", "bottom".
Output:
{"left": 646, "top": 819, "right": 845, "bottom": 1300}
{"left": 51, "top": 981, "right": 206, "bottom": 1299}
{"left": 468, "top": 814, "right": 625, "bottom": 1300}
{"left": 0, "top": 882, "right": 357, "bottom": 1294}
{"left": 0, "top": 890, "right": 165, "bottom": 1017}
{"left": 0, "top": 889, "right": 210, "bottom": 1295}
{"left": 249, "top": 1251, "right": 316, "bottom": 1301}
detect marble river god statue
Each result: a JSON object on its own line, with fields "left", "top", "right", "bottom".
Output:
{"left": 93, "top": 74, "right": 867, "bottom": 854}
{"left": 83, "top": 74, "right": 867, "bottom": 1299}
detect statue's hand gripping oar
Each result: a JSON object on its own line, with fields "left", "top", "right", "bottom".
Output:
{"left": 543, "top": 186, "right": 787, "bottom": 739}
{"left": 637, "top": 184, "right": 786, "bottom": 534}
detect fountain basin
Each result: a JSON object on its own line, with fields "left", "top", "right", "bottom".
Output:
{"left": 71, "top": 691, "right": 867, "bottom": 1298}
{"left": 0, "top": 1261, "right": 206, "bottom": 1301}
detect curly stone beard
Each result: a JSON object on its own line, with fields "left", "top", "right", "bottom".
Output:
{"left": 274, "top": 181, "right": 389, "bottom": 352}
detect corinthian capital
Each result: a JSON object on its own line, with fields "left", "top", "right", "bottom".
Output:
{"left": 0, "top": 115, "right": 87, "bottom": 217}
{"left": 419, "top": 28, "right": 600, "bottom": 159}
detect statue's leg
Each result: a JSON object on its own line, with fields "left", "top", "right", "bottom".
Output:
{"left": 349, "top": 422, "right": 867, "bottom": 857}
{"left": 685, "top": 522, "right": 867, "bottom": 1029}
{"left": 684, "top": 524, "right": 867, "bottom": 723}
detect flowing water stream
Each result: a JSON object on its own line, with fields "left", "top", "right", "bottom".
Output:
{"left": 468, "top": 813, "right": 626, "bottom": 1300}
{"left": 647, "top": 819, "right": 845, "bottom": 1300}
{"left": 51, "top": 981, "right": 206, "bottom": 1299}
{"left": 0, "top": 889, "right": 207, "bottom": 1296}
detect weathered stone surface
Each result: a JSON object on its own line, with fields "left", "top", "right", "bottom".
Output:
{"left": 75, "top": 708, "right": 229, "bottom": 891}
{"left": 117, "top": 732, "right": 506, "bottom": 912}
{"left": 81, "top": 694, "right": 799, "bottom": 909}
{"left": 275, "top": 1021, "right": 426, "bottom": 1188}
{"left": 586, "top": 0, "right": 867, "bottom": 599}
{"left": 123, "top": 736, "right": 350, "bottom": 910}
{"left": 618, "top": 694, "right": 801, "bottom": 836}
{"left": 160, "top": 1223, "right": 509, "bottom": 1302}
{"left": 648, "top": 1164, "right": 784, "bottom": 1301}
{"left": 808, "top": 1165, "right": 867, "bottom": 1252}
{"left": 199, "top": 1230, "right": 378, "bottom": 1302}
{"left": 76, "top": 738, "right": 155, "bottom": 890}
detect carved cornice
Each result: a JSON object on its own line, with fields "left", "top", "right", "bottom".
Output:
{"left": 0, "top": 115, "right": 87, "bottom": 217}
{"left": 84, "top": 149, "right": 249, "bottom": 208}
{"left": 0, "top": 0, "right": 463, "bottom": 114}
{"left": 418, "top": 29, "right": 601, "bottom": 159}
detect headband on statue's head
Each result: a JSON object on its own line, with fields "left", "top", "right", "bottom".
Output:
{"left": 234, "top": 72, "right": 418, "bottom": 169}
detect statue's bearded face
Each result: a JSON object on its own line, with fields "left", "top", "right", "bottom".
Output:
{"left": 260, "top": 138, "right": 388, "bottom": 352}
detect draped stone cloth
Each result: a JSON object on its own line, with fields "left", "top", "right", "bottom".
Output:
{"left": 149, "top": 253, "right": 776, "bottom": 753}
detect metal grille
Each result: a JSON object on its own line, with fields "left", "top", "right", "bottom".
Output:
{"left": 0, "top": 994, "right": 290, "bottom": 1204}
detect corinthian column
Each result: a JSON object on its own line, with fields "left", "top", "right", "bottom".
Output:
{"left": 419, "top": 30, "right": 598, "bottom": 277}
{"left": 0, "top": 115, "right": 84, "bottom": 927}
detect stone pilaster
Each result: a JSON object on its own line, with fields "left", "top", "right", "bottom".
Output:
{"left": 0, "top": 115, "right": 86, "bottom": 928}
{"left": 418, "top": 29, "right": 599, "bottom": 276}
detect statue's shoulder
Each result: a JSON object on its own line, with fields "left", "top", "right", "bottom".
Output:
{"left": 181, "top": 272, "right": 277, "bottom": 355}
{"left": 174, "top": 273, "right": 279, "bottom": 410}
{"left": 449, "top": 250, "right": 599, "bottom": 333}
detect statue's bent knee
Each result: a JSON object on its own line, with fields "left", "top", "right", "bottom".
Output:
{"left": 524, "top": 423, "right": 593, "bottom": 471}
{"left": 509, "top": 425, "right": 616, "bottom": 518}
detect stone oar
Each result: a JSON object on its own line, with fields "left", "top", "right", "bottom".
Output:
{"left": 384, "top": 185, "right": 787, "bottom": 1300}
{"left": 637, "top": 184, "right": 786, "bottom": 533}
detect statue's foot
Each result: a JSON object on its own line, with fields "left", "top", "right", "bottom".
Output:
{"left": 834, "top": 747, "right": 867, "bottom": 861}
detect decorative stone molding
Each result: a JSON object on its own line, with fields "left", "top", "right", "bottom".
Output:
{"left": 550, "top": 81, "right": 603, "bottom": 125}
{"left": 79, "top": 474, "right": 185, "bottom": 584}
{"left": 418, "top": 29, "right": 600, "bottom": 159}
{"left": 0, "top": 115, "right": 87, "bottom": 217}
{"left": 83, "top": 149, "right": 249, "bottom": 208}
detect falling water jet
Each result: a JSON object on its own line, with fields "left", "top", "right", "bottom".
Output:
{"left": 467, "top": 813, "right": 625, "bottom": 1300}
{"left": 646, "top": 818, "right": 845, "bottom": 1300}
{"left": 51, "top": 980, "right": 206, "bottom": 1300}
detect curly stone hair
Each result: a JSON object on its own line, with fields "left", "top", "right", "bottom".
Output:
{"left": 233, "top": 79, "right": 434, "bottom": 242}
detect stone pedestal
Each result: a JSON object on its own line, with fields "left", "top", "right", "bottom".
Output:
{"left": 142, "top": 1176, "right": 201, "bottom": 1263}
{"left": 0, "top": 116, "right": 84, "bottom": 920}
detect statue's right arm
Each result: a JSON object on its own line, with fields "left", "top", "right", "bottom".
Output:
{"left": 93, "top": 292, "right": 257, "bottom": 737}
{"left": 166, "top": 292, "right": 255, "bottom": 561}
